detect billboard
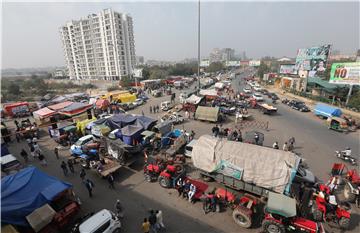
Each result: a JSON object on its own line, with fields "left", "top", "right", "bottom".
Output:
{"left": 249, "top": 60, "right": 261, "bottom": 67}
{"left": 329, "top": 62, "right": 360, "bottom": 85}
{"left": 200, "top": 60, "right": 210, "bottom": 67}
{"left": 225, "top": 60, "right": 240, "bottom": 67}
{"left": 295, "top": 44, "right": 331, "bottom": 73}
{"left": 240, "top": 60, "right": 249, "bottom": 66}
{"left": 279, "top": 64, "right": 297, "bottom": 75}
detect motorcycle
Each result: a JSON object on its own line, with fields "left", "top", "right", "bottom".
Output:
{"left": 335, "top": 150, "right": 357, "bottom": 165}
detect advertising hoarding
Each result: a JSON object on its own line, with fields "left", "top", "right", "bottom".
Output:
{"left": 329, "top": 62, "right": 360, "bottom": 85}
{"left": 295, "top": 44, "right": 331, "bottom": 72}
{"left": 240, "top": 60, "right": 249, "bottom": 66}
{"left": 279, "top": 64, "right": 297, "bottom": 75}
{"left": 200, "top": 60, "right": 210, "bottom": 67}
{"left": 225, "top": 61, "right": 240, "bottom": 67}
{"left": 249, "top": 60, "right": 261, "bottom": 67}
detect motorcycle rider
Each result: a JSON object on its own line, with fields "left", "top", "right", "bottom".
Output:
{"left": 342, "top": 147, "right": 352, "bottom": 157}
{"left": 272, "top": 141, "right": 279, "bottom": 149}
{"left": 114, "top": 199, "right": 124, "bottom": 218}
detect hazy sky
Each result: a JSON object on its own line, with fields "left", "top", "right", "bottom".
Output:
{"left": 1, "top": 1, "right": 359, "bottom": 69}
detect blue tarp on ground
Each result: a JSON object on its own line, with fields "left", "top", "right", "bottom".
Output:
{"left": 106, "top": 114, "right": 137, "bottom": 129}
{"left": 121, "top": 125, "right": 144, "bottom": 145}
{"left": 135, "top": 116, "right": 157, "bottom": 130}
{"left": 314, "top": 103, "right": 342, "bottom": 118}
{"left": 1, "top": 166, "right": 72, "bottom": 226}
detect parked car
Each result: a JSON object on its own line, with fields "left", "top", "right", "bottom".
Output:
{"left": 1, "top": 154, "right": 22, "bottom": 175}
{"left": 243, "top": 87, "right": 252, "bottom": 94}
{"left": 70, "top": 135, "right": 94, "bottom": 154}
{"left": 220, "top": 106, "right": 237, "bottom": 115}
{"left": 252, "top": 93, "right": 264, "bottom": 101}
{"left": 138, "top": 94, "right": 149, "bottom": 102}
{"left": 253, "top": 86, "right": 262, "bottom": 91}
{"left": 134, "top": 98, "right": 144, "bottom": 106}
{"left": 270, "top": 93, "right": 279, "bottom": 100}
{"left": 291, "top": 101, "right": 310, "bottom": 112}
{"left": 76, "top": 209, "right": 121, "bottom": 233}
{"left": 161, "top": 101, "right": 174, "bottom": 111}
{"left": 161, "top": 113, "right": 184, "bottom": 124}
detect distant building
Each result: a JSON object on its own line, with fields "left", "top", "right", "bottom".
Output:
{"left": 209, "top": 48, "right": 223, "bottom": 63}
{"left": 60, "top": 8, "right": 136, "bottom": 80}
{"left": 222, "top": 48, "right": 235, "bottom": 62}
{"left": 136, "top": 56, "right": 144, "bottom": 65}
{"left": 52, "top": 69, "right": 68, "bottom": 78}
{"left": 209, "top": 48, "right": 235, "bottom": 63}
{"left": 277, "top": 57, "right": 293, "bottom": 62}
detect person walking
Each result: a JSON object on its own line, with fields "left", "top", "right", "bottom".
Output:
{"left": 150, "top": 106, "right": 153, "bottom": 114}
{"left": 38, "top": 153, "right": 47, "bottom": 166}
{"left": 156, "top": 210, "right": 165, "bottom": 230}
{"left": 142, "top": 218, "right": 150, "bottom": 233}
{"left": 84, "top": 179, "right": 95, "bottom": 197}
{"left": 67, "top": 159, "right": 75, "bottom": 174}
{"left": 107, "top": 173, "right": 115, "bottom": 189}
{"left": 54, "top": 147, "right": 59, "bottom": 159}
{"left": 20, "top": 149, "right": 29, "bottom": 163}
{"left": 142, "top": 110, "right": 145, "bottom": 116}
{"left": 283, "top": 142, "right": 289, "bottom": 151}
{"left": 61, "top": 161, "right": 68, "bottom": 176}
{"left": 148, "top": 210, "right": 157, "bottom": 233}
{"left": 15, "top": 131, "right": 21, "bottom": 143}
{"left": 80, "top": 168, "right": 86, "bottom": 180}
{"left": 156, "top": 105, "right": 160, "bottom": 113}
{"left": 185, "top": 111, "right": 189, "bottom": 119}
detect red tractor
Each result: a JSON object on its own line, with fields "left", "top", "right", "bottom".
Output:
{"left": 262, "top": 192, "right": 325, "bottom": 233}
{"left": 310, "top": 183, "right": 351, "bottom": 229}
{"left": 330, "top": 163, "right": 360, "bottom": 207}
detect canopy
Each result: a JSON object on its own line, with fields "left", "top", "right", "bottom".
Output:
{"left": 199, "top": 89, "right": 218, "bottom": 97}
{"left": 1, "top": 167, "right": 72, "bottom": 226}
{"left": 60, "top": 102, "right": 92, "bottom": 116}
{"left": 195, "top": 106, "right": 219, "bottom": 122}
{"left": 47, "top": 101, "right": 73, "bottom": 111}
{"left": 95, "top": 99, "right": 110, "bottom": 109}
{"left": 314, "top": 103, "right": 342, "bottom": 118}
{"left": 266, "top": 192, "right": 297, "bottom": 218}
{"left": 33, "top": 107, "right": 56, "bottom": 119}
{"left": 185, "top": 94, "right": 203, "bottom": 105}
{"left": 191, "top": 135, "right": 300, "bottom": 193}
{"left": 121, "top": 125, "right": 143, "bottom": 136}
{"left": 135, "top": 115, "right": 157, "bottom": 130}
{"left": 106, "top": 114, "right": 137, "bottom": 129}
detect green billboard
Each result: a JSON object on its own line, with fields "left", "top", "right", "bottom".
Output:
{"left": 329, "top": 62, "right": 360, "bottom": 85}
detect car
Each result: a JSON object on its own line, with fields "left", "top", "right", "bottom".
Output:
{"left": 1, "top": 154, "right": 22, "bottom": 175}
{"left": 134, "top": 98, "right": 144, "bottom": 106}
{"left": 243, "top": 87, "right": 252, "bottom": 94}
{"left": 70, "top": 135, "right": 94, "bottom": 154}
{"left": 270, "top": 93, "right": 279, "bottom": 100}
{"left": 161, "top": 113, "right": 184, "bottom": 124}
{"left": 253, "top": 86, "right": 262, "bottom": 91}
{"left": 138, "top": 94, "right": 149, "bottom": 102}
{"left": 161, "top": 101, "right": 173, "bottom": 111}
{"left": 291, "top": 101, "right": 310, "bottom": 112}
{"left": 252, "top": 93, "right": 264, "bottom": 101}
{"left": 261, "top": 89, "right": 269, "bottom": 95}
{"left": 184, "top": 139, "right": 197, "bottom": 157}
{"left": 220, "top": 106, "right": 237, "bottom": 115}
{"left": 77, "top": 209, "right": 121, "bottom": 233}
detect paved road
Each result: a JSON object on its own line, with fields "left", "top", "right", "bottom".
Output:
{"left": 4, "top": 69, "right": 360, "bottom": 233}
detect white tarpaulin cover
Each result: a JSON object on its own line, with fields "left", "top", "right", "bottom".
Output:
{"left": 191, "top": 135, "right": 300, "bottom": 193}
{"left": 199, "top": 89, "right": 218, "bottom": 97}
{"left": 185, "top": 94, "right": 203, "bottom": 105}
{"left": 214, "top": 82, "right": 225, "bottom": 89}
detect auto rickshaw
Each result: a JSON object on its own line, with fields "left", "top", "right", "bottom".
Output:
{"left": 327, "top": 117, "right": 349, "bottom": 132}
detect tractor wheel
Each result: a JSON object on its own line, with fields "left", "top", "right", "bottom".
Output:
{"left": 343, "top": 182, "right": 356, "bottom": 202}
{"left": 144, "top": 173, "right": 152, "bottom": 183}
{"left": 262, "top": 220, "right": 285, "bottom": 233}
{"left": 158, "top": 176, "right": 171, "bottom": 188}
{"left": 338, "top": 217, "right": 350, "bottom": 230}
{"left": 174, "top": 164, "right": 184, "bottom": 174}
{"left": 232, "top": 207, "right": 252, "bottom": 228}
{"left": 312, "top": 204, "right": 323, "bottom": 222}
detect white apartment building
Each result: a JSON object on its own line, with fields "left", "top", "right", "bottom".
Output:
{"left": 60, "top": 9, "right": 136, "bottom": 80}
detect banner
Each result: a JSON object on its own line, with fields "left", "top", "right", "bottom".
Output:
{"left": 225, "top": 61, "right": 240, "bottom": 67}
{"left": 329, "top": 62, "right": 360, "bottom": 85}
{"left": 279, "top": 64, "right": 297, "bottom": 75}
{"left": 240, "top": 60, "right": 249, "bottom": 66}
{"left": 295, "top": 44, "right": 331, "bottom": 72}
{"left": 214, "top": 160, "right": 243, "bottom": 180}
{"left": 200, "top": 60, "right": 210, "bottom": 67}
{"left": 249, "top": 60, "right": 261, "bottom": 67}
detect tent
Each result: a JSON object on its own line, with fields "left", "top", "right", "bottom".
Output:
{"left": 135, "top": 115, "right": 157, "bottom": 130}
{"left": 191, "top": 135, "right": 300, "bottom": 194}
{"left": 195, "top": 106, "right": 219, "bottom": 122}
{"left": 33, "top": 107, "right": 56, "bottom": 119}
{"left": 314, "top": 103, "right": 342, "bottom": 118}
{"left": 121, "top": 125, "right": 144, "bottom": 145}
{"left": 199, "top": 89, "right": 218, "bottom": 97}
{"left": 106, "top": 114, "right": 137, "bottom": 129}
{"left": 59, "top": 102, "right": 92, "bottom": 117}
{"left": 185, "top": 94, "right": 203, "bottom": 105}
{"left": 47, "top": 101, "right": 73, "bottom": 111}
{"left": 95, "top": 99, "right": 110, "bottom": 110}
{"left": 1, "top": 167, "right": 72, "bottom": 226}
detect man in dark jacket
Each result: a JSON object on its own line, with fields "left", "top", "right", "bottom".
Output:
{"left": 148, "top": 210, "right": 157, "bottom": 233}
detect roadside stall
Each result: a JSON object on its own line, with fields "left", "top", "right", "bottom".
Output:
{"left": 199, "top": 89, "right": 219, "bottom": 102}
{"left": 33, "top": 107, "right": 57, "bottom": 126}
{"left": 3, "top": 102, "right": 30, "bottom": 118}
{"left": 183, "top": 94, "right": 203, "bottom": 112}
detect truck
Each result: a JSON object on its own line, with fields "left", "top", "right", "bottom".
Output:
{"left": 191, "top": 135, "right": 316, "bottom": 197}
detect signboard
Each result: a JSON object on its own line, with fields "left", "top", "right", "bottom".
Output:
{"left": 200, "top": 60, "right": 210, "bottom": 67}
{"left": 329, "top": 62, "right": 360, "bottom": 85}
{"left": 295, "top": 44, "right": 331, "bottom": 72}
{"left": 132, "top": 68, "right": 143, "bottom": 78}
{"left": 279, "top": 64, "right": 297, "bottom": 75}
{"left": 225, "top": 60, "right": 240, "bottom": 67}
{"left": 240, "top": 60, "right": 249, "bottom": 66}
{"left": 249, "top": 60, "right": 261, "bottom": 67}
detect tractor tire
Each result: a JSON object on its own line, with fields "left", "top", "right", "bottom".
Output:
{"left": 262, "top": 220, "right": 285, "bottom": 233}
{"left": 343, "top": 182, "right": 357, "bottom": 202}
{"left": 158, "top": 176, "right": 171, "bottom": 188}
{"left": 338, "top": 217, "right": 350, "bottom": 230}
{"left": 144, "top": 173, "right": 152, "bottom": 183}
{"left": 232, "top": 207, "right": 252, "bottom": 228}
{"left": 174, "top": 164, "right": 184, "bottom": 174}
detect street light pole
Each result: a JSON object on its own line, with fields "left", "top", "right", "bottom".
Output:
{"left": 197, "top": 0, "right": 201, "bottom": 93}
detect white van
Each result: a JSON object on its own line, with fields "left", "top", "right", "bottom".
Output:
{"left": 161, "top": 101, "right": 173, "bottom": 111}
{"left": 78, "top": 209, "right": 121, "bottom": 233}
{"left": 184, "top": 139, "right": 197, "bottom": 157}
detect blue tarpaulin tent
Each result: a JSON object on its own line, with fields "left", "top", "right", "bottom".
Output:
{"left": 121, "top": 125, "right": 144, "bottom": 145}
{"left": 1, "top": 167, "right": 72, "bottom": 226}
{"left": 314, "top": 103, "right": 342, "bottom": 118}
{"left": 106, "top": 114, "right": 137, "bottom": 129}
{"left": 135, "top": 116, "right": 157, "bottom": 130}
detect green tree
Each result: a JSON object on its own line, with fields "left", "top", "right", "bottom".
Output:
{"left": 120, "top": 75, "right": 132, "bottom": 87}
{"left": 8, "top": 83, "right": 21, "bottom": 95}
{"left": 348, "top": 90, "right": 360, "bottom": 110}
{"left": 257, "top": 62, "right": 271, "bottom": 79}
{"left": 206, "top": 62, "right": 224, "bottom": 73}
{"left": 150, "top": 69, "right": 168, "bottom": 80}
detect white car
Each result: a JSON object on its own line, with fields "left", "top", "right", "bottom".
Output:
{"left": 134, "top": 98, "right": 144, "bottom": 106}
{"left": 78, "top": 209, "right": 121, "bottom": 233}
{"left": 70, "top": 135, "right": 94, "bottom": 153}
{"left": 252, "top": 93, "right": 264, "bottom": 101}
{"left": 161, "top": 113, "right": 184, "bottom": 124}
{"left": 184, "top": 139, "right": 197, "bottom": 157}
{"left": 253, "top": 86, "right": 262, "bottom": 91}
{"left": 243, "top": 87, "right": 252, "bottom": 94}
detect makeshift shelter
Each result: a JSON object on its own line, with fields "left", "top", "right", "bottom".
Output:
{"left": 135, "top": 115, "right": 157, "bottom": 130}
{"left": 95, "top": 99, "right": 110, "bottom": 111}
{"left": 47, "top": 101, "right": 73, "bottom": 111}
{"left": 153, "top": 121, "right": 172, "bottom": 136}
{"left": 199, "top": 89, "right": 218, "bottom": 100}
{"left": 191, "top": 135, "right": 300, "bottom": 193}
{"left": 32, "top": 107, "right": 56, "bottom": 126}
{"left": 121, "top": 125, "right": 144, "bottom": 145}
{"left": 195, "top": 106, "right": 219, "bottom": 122}
{"left": 105, "top": 114, "right": 137, "bottom": 129}
{"left": 185, "top": 94, "right": 203, "bottom": 105}
{"left": 59, "top": 102, "right": 92, "bottom": 117}
{"left": 76, "top": 117, "right": 96, "bottom": 135}
{"left": 314, "top": 103, "right": 342, "bottom": 118}
{"left": 91, "top": 124, "right": 111, "bottom": 137}
{"left": 1, "top": 167, "right": 72, "bottom": 226}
